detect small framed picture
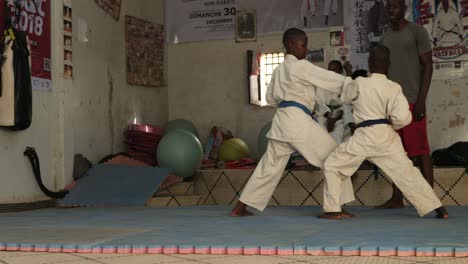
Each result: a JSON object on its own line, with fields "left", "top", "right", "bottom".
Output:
{"left": 329, "top": 30, "right": 344, "bottom": 46}
{"left": 64, "top": 64, "right": 73, "bottom": 78}
{"left": 235, "top": 10, "right": 256, "bottom": 42}
{"left": 64, "top": 35, "right": 72, "bottom": 50}
{"left": 63, "top": 6, "right": 72, "bottom": 20}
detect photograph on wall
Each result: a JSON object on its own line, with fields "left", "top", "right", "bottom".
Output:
{"left": 63, "top": 0, "right": 73, "bottom": 79}
{"left": 125, "top": 15, "right": 164, "bottom": 87}
{"left": 64, "top": 5, "right": 72, "bottom": 20}
{"left": 235, "top": 10, "right": 257, "bottom": 42}
{"left": 329, "top": 29, "right": 344, "bottom": 46}
{"left": 166, "top": 0, "right": 344, "bottom": 43}
{"left": 64, "top": 21, "right": 72, "bottom": 33}
{"left": 64, "top": 50, "right": 73, "bottom": 64}
{"left": 64, "top": 35, "right": 72, "bottom": 50}
{"left": 306, "top": 48, "right": 325, "bottom": 62}
{"left": 64, "top": 65, "right": 73, "bottom": 78}
{"left": 94, "top": 0, "right": 121, "bottom": 21}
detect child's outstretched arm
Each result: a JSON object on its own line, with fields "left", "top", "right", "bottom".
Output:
{"left": 291, "top": 60, "right": 352, "bottom": 94}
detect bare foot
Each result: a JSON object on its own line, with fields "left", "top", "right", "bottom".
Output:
{"left": 435, "top": 206, "right": 448, "bottom": 219}
{"left": 341, "top": 209, "right": 355, "bottom": 218}
{"left": 230, "top": 209, "right": 253, "bottom": 217}
{"left": 318, "top": 212, "right": 343, "bottom": 220}
{"left": 375, "top": 199, "right": 404, "bottom": 209}
{"left": 230, "top": 201, "right": 254, "bottom": 217}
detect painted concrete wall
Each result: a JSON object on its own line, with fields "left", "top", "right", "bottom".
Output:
{"left": 168, "top": 33, "right": 468, "bottom": 159}
{"left": 72, "top": 0, "right": 167, "bottom": 161}
{"left": 0, "top": 0, "right": 167, "bottom": 203}
{"left": 427, "top": 78, "right": 468, "bottom": 151}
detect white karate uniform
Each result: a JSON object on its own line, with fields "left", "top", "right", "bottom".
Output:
{"left": 301, "top": 0, "right": 317, "bottom": 19}
{"left": 322, "top": 73, "right": 443, "bottom": 216}
{"left": 432, "top": 6, "right": 464, "bottom": 47}
{"left": 239, "top": 54, "right": 355, "bottom": 211}
{"left": 323, "top": 0, "right": 338, "bottom": 16}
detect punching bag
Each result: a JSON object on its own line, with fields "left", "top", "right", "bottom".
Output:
{"left": 0, "top": 30, "right": 32, "bottom": 130}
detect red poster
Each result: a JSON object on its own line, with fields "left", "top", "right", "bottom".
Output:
{"left": 0, "top": 0, "right": 51, "bottom": 90}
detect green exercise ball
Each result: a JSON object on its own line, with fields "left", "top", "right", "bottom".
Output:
{"left": 257, "top": 121, "right": 272, "bottom": 157}
{"left": 164, "top": 119, "right": 199, "bottom": 138}
{"left": 156, "top": 129, "right": 203, "bottom": 178}
{"left": 218, "top": 138, "right": 250, "bottom": 161}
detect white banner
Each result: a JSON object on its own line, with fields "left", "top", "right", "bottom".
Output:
{"left": 344, "top": 0, "right": 468, "bottom": 79}
{"left": 166, "top": 0, "right": 344, "bottom": 43}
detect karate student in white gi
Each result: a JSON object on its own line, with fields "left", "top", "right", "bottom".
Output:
{"left": 315, "top": 60, "right": 354, "bottom": 144}
{"left": 231, "top": 28, "right": 354, "bottom": 217}
{"left": 319, "top": 44, "right": 448, "bottom": 219}
{"left": 432, "top": 0, "right": 464, "bottom": 47}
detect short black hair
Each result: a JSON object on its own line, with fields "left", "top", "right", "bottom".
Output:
{"left": 368, "top": 44, "right": 390, "bottom": 70}
{"left": 282, "top": 28, "right": 306, "bottom": 47}
{"left": 351, "top": 69, "right": 368, "bottom": 79}
{"left": 328, "top": 60, "right": 342, "bottom": 69}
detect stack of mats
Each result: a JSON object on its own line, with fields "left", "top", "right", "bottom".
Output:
{"left": 58, "top": 162, "right": 172, "bottom": 207}
{"left": 124, "top": 124, "right": 164, "bottom": 165}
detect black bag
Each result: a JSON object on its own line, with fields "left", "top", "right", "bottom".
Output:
{"left": 432, "top": 142, "right": 468, "bottom": 167}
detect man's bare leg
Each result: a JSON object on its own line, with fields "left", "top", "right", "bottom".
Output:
{"left": 375, "top": 184, "right": 404, "bottom": 209}
{"left": 230, "top": 201, "right": 254, "bottom": 217}
{"left": 419, "top": 154, "right": 434, "bottom": 187}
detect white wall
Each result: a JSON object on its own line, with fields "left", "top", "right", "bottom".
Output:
{"left": 0, "top": 0, "right": 167, "bottom": 204}
{"left": 427, "top": 78, "right": 468, "bottom": 151}
{"left": 72, "top": 0, "right": 167, "bottom": 161}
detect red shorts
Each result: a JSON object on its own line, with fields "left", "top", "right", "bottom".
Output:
{"left": 397, "top": 103, "right": 431, "bottom": 157}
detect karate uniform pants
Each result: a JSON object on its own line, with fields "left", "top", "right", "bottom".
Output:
{"left": 240, "top": 131, "right": 355, "bottom": 211}
{"left": 323, "top": 137, "right": 442, "bottom": 216}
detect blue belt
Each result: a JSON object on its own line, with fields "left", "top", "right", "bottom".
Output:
{"left": 356, "top": 119, "right": 390, "bottom": 128}
{"left": 278, "top": 101, "right": 318, "bottom": 122}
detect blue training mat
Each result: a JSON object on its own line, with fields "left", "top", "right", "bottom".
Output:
{"left": 59, "top": 164, "right": 171, "bottom": 207}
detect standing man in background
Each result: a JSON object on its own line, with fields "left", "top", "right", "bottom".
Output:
{"left": 378, "top": 0, "right": 436, "bottom": 209}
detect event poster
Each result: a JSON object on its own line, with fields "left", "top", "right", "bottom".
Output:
{"left": 0, "top": 0, "right": 52, "bottom": 90}
{"left": 344, "top": 0, "right": 467, "bottom": 79}
{"left": 166, "top": 0, "right": 344, "bottom": 43}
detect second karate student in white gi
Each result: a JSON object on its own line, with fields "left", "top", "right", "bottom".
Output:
{"left": 231, "top": 28, "right": 354, "bottom": 217}
{"left": 319, "top": 44, "right": 449, "bottom": 219}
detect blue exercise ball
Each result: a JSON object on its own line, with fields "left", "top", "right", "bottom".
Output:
{"left": 156, "top": 129, "right": 203, "bottom": 178}
{"left": 164, "top": 119, "right": 199, "bottom": 138}
{"left": 257, "top": 121, "right": 272, "bottom": 157}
